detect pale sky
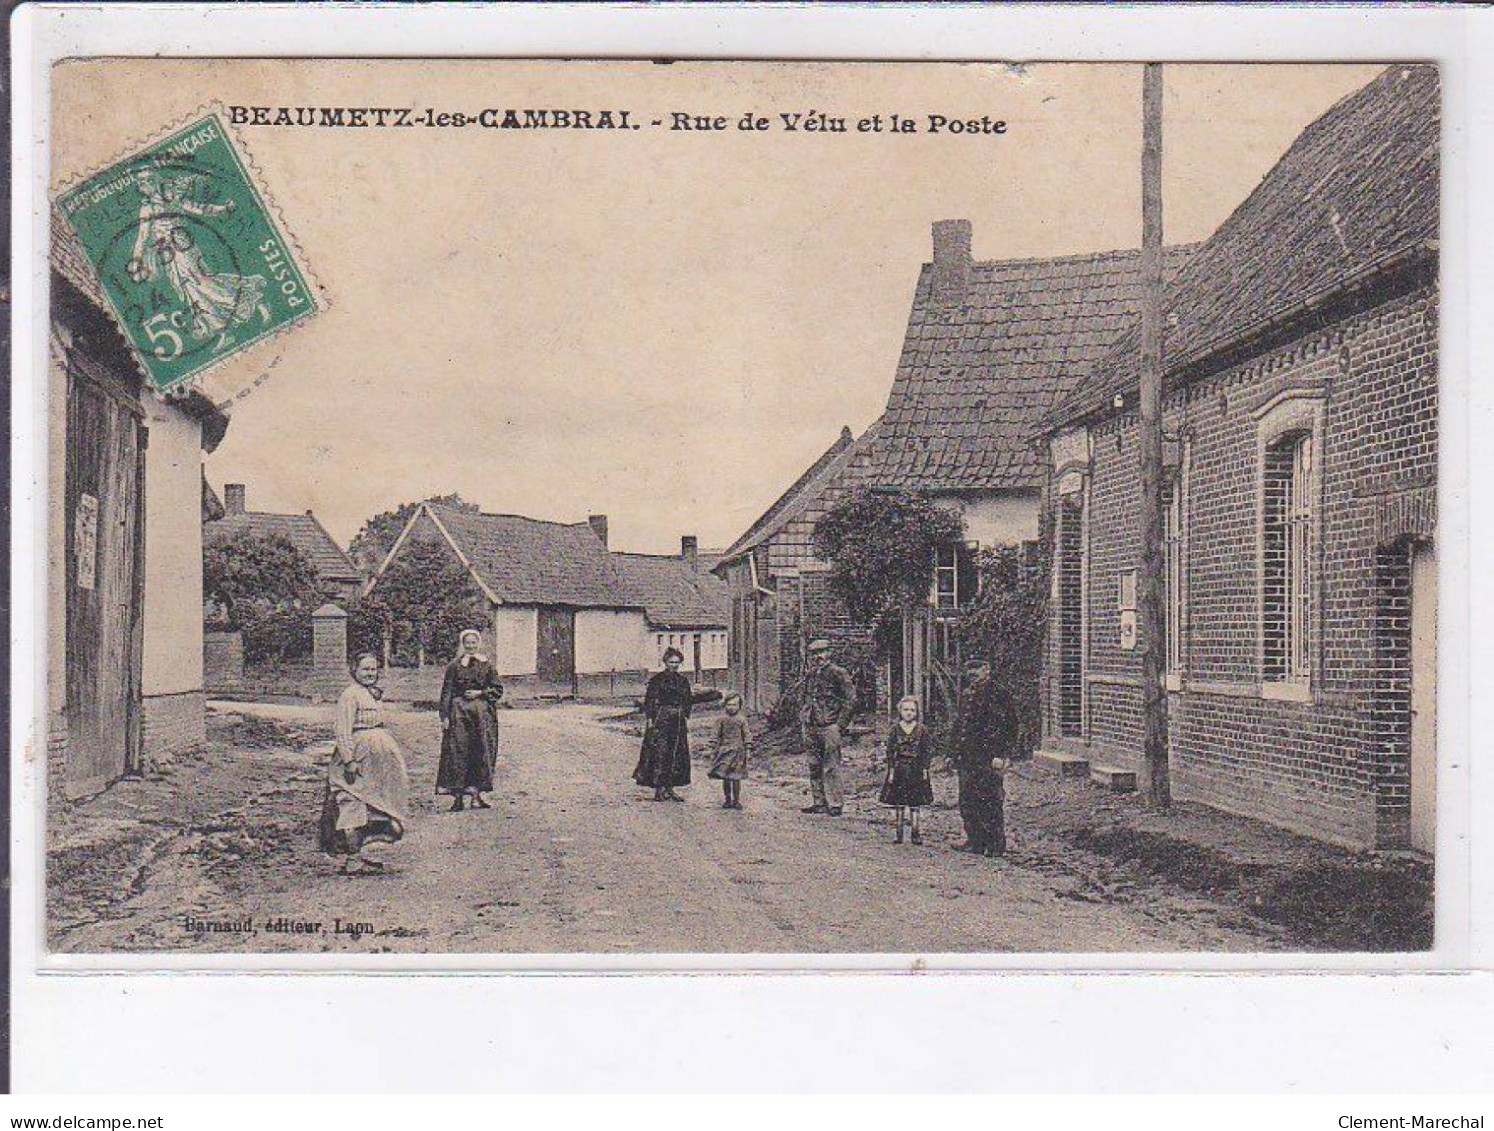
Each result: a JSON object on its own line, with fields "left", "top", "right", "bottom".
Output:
{"left": 52, "top": 60, "right": 1385, "bottom": 553}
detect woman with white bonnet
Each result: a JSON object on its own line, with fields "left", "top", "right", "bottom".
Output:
{"left": 437, "top": 628, "right": 505, "bottom": 812}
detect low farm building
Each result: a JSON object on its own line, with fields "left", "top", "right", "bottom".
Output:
{"left": 1037, "top": 65, "right": 1439, "bottom": 853}
{"left": 368, "top": 503, "right": 729, "bottom": 698}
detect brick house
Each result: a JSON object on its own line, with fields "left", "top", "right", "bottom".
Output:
{"left": 368, "top": 503, "right": 728, "bottom": 699}
{"left": 870, "top": 221, "right": 1194, "bottom": 717}
{"left": 203, "top": 482, "right": 364, "bottom": 604}
{"left": 714, "top": 422, "right": 881, "bottom": 715}
{"left": 715, "top": 222, "right": 1191, "bottom": 719}
{"left": 49, "top": 237, "right": 231, "bottom": 797}
{"left": 1036, "top": 65, "right": 1439, "bottom": 853}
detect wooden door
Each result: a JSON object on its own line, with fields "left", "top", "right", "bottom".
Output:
{"left": 536, "top": 607, "right": 576, "bottom": 687}
{"left": 65, "top": 373, "right": 146, "bottom": 796}
{"left": 1409, "top": 542, "right": 1437, "bottom": 855}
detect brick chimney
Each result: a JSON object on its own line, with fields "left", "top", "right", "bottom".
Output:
{"left": 681, "top": 535, "right": 698, "bottom": 571}
{"left": 588, "top": 514, "right": 609, "bottom": 548}
{"left": 224, "top": 483, "right": 246, "bottom": 515}
{"left": 930, "top": 219, "right": 972, "bottom": 306}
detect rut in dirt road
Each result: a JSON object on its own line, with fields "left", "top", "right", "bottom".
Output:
{"left": 52, "top": 701, "right": 1284, "bottom": 954}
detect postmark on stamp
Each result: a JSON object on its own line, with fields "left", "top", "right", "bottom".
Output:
{"left": 55, "top": 112, "right": 319, "bottom": 391}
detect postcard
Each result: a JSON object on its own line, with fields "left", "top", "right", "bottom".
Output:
{"left": 38, "top": 56, "right": 1442, "bottom": 963}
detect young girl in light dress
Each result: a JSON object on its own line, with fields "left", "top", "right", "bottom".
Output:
{"left": 708, "top": 692, "right": 752, "bottom": 810}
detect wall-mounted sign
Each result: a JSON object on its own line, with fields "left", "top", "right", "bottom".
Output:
{"left": 75, "top": 492, "right": 98, "bottom": 591}
{"left": 1118, "top": 569, "right": 1137, "bottom": 651}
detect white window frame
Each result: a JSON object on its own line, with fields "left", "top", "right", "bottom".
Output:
{"left": 1286, "top": 433, "right": 1313, "bottom": 680}
{"left": 934, "top": 543, "right": 960, "bottom": 610}
{"left": 1163, "top": 440, "right": 1191, "bottom": 688}
{"left": 1254, "top": 391, "right": 1324, "bottom": 702}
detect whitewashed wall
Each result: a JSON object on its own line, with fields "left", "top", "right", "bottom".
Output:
{"left": 491, "top": 606, "right": 538, "bottom": 675}
{"left": 649, "top": 629, "right": 729, "bottom": 673}
{"left": 934, "top": 491, "right": 1041, "bottom": 548}
{"left": 142, "top": 402, "right": 204, "bottom": 697}
{"left": 576, "top": 609, "right": 651, "bottom": 674}
{"left": 701, "top": 630, "right": 728, "bottom": 671}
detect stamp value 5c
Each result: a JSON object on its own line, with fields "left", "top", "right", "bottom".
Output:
{"left": 56, "top": 112, "right": 319, "bottom": 391}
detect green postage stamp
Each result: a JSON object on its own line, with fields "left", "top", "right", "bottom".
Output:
{"left": 56, "top": 112, "right": 319, "bottom": 391}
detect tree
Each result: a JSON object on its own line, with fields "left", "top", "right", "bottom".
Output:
{"left": 203, "top": 531, "right": 320, "bottom": 664}
{"left": 347, "top": 493, "right": 479, "bottom": 575}
{"left": 345, "top": 593, "right": 392, "bottom": 664}
{"left": 813, "top": 488, "right": 966, "bottom": 626}
{"left": 372, "top": 537, "right": 488, "bottom": 666}
{"left": 957, "top": 543, "right": 1050, "bottom": 759}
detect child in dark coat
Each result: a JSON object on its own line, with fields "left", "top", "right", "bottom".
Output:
{"left": 879, "top": 695, "right": 934, "bottom": 844}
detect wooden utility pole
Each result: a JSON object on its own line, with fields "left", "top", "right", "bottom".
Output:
{"left": 1137, "top": 63, "right": 1171, "bottom": 809}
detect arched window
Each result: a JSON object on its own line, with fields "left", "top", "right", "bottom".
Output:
{"left": 1263, "top": 430, "right": 1313, "bottom": 682}
{"left": 1254, "top": 388, "right": 1323, "bottom": 697}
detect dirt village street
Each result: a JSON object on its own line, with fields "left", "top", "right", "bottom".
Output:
{"left": 47, "top": 699, "right": 1431, "bottom": 957}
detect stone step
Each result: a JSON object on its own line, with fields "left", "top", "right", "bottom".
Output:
{"left": 1034, "top": 749, "right": 1091, "bottom": 778}
{"left": 1090, "top": 764, "right": 1138, "bottom": 792}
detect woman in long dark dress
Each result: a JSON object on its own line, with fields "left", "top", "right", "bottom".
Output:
{"left": 632, "top": 647, "right": 693, "bottom": 802}
{"left": 437, "top": 629, "right": 504, "bottom": 812}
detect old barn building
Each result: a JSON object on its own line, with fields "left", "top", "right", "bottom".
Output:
{"left": 369, "top": 502, "right": 728, "bottom": 698}
{"left": 1036, "top": 65, "right": 1439, "bottom": 853}
{"left": 49, "top": 238, "right": 231, "bottom": 798}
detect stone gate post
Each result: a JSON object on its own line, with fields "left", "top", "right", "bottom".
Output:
{"left": 311, "top": 603, "right": 349, "bottom": 703}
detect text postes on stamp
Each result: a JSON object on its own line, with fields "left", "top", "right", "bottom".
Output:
{"left": 56, "top": 113, "right": 318, "bottom": 391}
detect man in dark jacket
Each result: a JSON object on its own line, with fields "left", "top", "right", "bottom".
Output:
{"left": 952, "top": 659, "right": 1019, "bottom": 856}
{"left": 799, "top": 638, "right": 857, "bottom": 816}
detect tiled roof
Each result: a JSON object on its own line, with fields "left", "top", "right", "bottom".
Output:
{"left": 205, "top": 509, "right": 363, "bottom": 584}
{"left": 874, "top": 245, "right": 1194, "bottom": 490}
{"left": 429, "top": 504, "right": 727, "bottom": 627}
{"left": 51, "top": 205, "right": 109, "bottom": 307}
{"left": 430, "top": 505, "right": 625, "bottom": 608}
{"left": 1050, "top": 64, "right": 1439, "bottom": 430}
{"left": 717, "top": 425, "right": 858, "bottom": 565}
{"left": 610, "top": 552, "right": 730, "bottom": 629}
{"left": 768, "top": 419, "right": 885, "bottom": 576}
